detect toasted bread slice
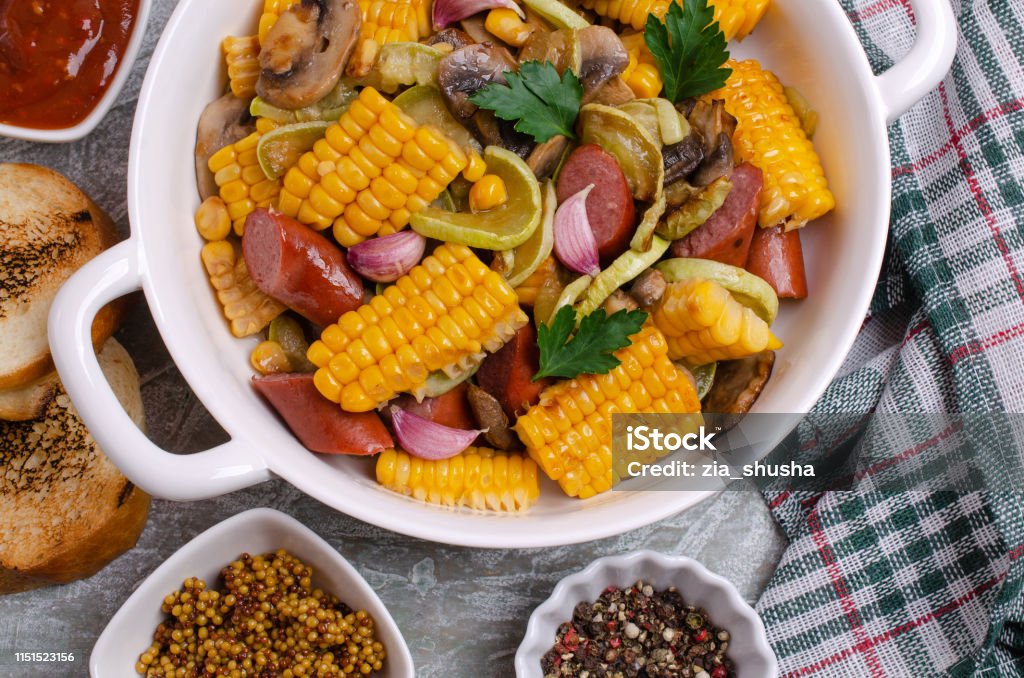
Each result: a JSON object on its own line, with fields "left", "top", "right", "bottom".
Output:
{"left": 0, "top": 338, "right": 150, "bottom": 593}
{"left": 0, "top": 164, "right": 124, "bottom": 389}
{"left": 0, "top": 371, "right": 60, "bottom": 422}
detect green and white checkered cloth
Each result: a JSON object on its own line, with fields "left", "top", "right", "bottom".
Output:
{"left": 755, "top": 1, "right": 1024, "bottom": 676}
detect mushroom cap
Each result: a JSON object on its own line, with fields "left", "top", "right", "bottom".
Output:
{"left": 195, "top": 93, "right": 255, "bottom": 200}
{"left": 578, "top": 26, "right": 629, "bottom": 91}
{"left": 437, "top": 43, "right": 517, "bottom": 122}
{"left": 257, "top": 0, "right": 361, "bottom": 110}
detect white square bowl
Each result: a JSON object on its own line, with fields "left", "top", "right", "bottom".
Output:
{"left": 90, "top": 508, "right": 414, "bottom": 677}
{"left": 516, "top": 550, "right": 777, "bottom": 677}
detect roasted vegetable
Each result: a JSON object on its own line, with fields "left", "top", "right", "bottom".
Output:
{"left": 277, "top": 87, "right": 469, "bottom": 247}
{"left": 222, "top": 35, "right": 261, "bottom": 99}
{"left": 716, "top": 59, "right": 835, "bottom": 229}
{"left": 376, "top": 446, "right": 540, "bottom": 511}
{"left": 649, "top": 277, "right": 781, "bottom": 364}
{"left": 581, "top": 0, "right": 768, "bottom": 42}
{"left": 201, "top": 241, "right": 286, "bottom": 338}
{"left": 515, "top": 325, "right": 702, "bottom": 498}
{"left": 307, "top": 243, "right": 528, "bottom": 411}
{"left": 411, "top": 146, "right": 542, "bottom": 249}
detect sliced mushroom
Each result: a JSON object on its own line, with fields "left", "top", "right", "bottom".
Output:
{"left": 582, "top": 76, "right": 635, "bottom": 105}
{"left": 526, "top": 134, "right": 569, "bottom": 179}
{"left": 690, "top": 132, "right": 734, "bottom": 187}
{"left": 701, "top": 351, "right": 775, "bottom": 414}
{"left": 687, "top": 99, "right": 737, "bottom": 186}
{"left": 577, "top": 26, "right": 628, "bottom": 91}
{"left": 630, "top": 268, "right": 666, "bottom": 307}
{"left": 467, "top": 384, "right": 519, "bottom": 450}
{"left": 663, "top": 131, "right": 705, "bottom": 185}
{"left": 195, "top": 93, "right": 255, "bottom": 200}
{"left": 427, "top": 27, "right": 475, "bottom": 50}
{"left": 257, "top": 0, "right": 361, "bottom": 110}
{"left": 438, "top": 43, "right": 518, "bottom": 122}
{"left": 470, "top": 111, "right": 535, "bottom": 158}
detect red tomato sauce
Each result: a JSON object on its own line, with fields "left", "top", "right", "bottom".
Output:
{"left": 0, "top": 0, "right": 139, "bottom": 129}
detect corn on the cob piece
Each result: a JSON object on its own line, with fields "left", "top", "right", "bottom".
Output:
{"left": 308, "top": 243, "right": 528, "bottom": 412}
{"left": 222, "top": 35, "right": 260, "bottom": 99}
{"left": 376, "top": 447, "right": 541, "bottom": 512}
{"left": 580, "top": 0, "right": 768, "bottom": 41}
{"left": 515, "top": 325, "right": 702, "bottom": 499}
{"left": 201, "top": 241, "right": 286, "bottom": 337}
{"left": 278, "top": 87, "right": 469, "bottom": 247}
{"left": 259, "top": 0, "right": 301, "bottom": 43}
{"left": 714, "top": 59, "right": 835, "bottom": 229}
{"left": 651, "top": 278, "right": 782, "bottom": 364}
{"left": 358, "top": 0, "right": 431, "bottom": 44}
{"left": 208, "top": 119, "right": 282, "bottom": 235}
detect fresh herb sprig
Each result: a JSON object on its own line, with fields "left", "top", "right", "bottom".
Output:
{"left": 644, "top": 0, "right": 732, "bottom": 103}
{"left": 469, "top": 60, "right": 583, "bottom": 144}
{"left": 534, "top": 305, "right": 649, "bottom": 381}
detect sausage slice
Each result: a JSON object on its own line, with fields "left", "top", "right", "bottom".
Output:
{"left": 253, "top": 373, "right": 393, "bottom": 455}
{"left": 243, "top": 208, "right": 364, "bottom": 327}
{"left": 670, "top": 163, "right": 762, "bottom": 267}
{"left": 746, "top": 225, "right": 808, "bottom": 299}
{"left": 556, "top": 144, "right": 636, "bottom": 263}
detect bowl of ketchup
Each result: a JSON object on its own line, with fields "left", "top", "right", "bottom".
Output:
{"left": 0, "top": 0, "right": 151, "bottom": 142}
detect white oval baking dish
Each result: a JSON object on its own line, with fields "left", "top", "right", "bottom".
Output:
{"left": 49, "top": 0, "right": 955, "bottom": 547}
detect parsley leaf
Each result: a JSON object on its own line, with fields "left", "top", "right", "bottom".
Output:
{"left": 468, "top": 61, "right": 583, "bottom": 143}
{"left": 644, "top": 0, "right": 732, "bottom": 103}
{"left": 534, "top": 305, "right": 649, "bottom": 381}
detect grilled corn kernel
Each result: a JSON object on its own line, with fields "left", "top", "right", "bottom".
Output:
{"left": 485, "top": 8, "right": 536, "bottom": 47}
{"left": 208, "top": 131, "right": 282, "bottom": 235}
{"left": 358, "top": 0, "right": 430, "bottom": 46}
{"left": 581, "top": 0, "right": 768, "bottom": 40}
{"left": 714, "top": 59, "right": 834, "bottom": 229}
{"left": 376, "top": 447, "right": 541, "bottom": 512}
{"left": 195, "top": 196, "right": 232, "bottom": 241}
{"left": 469, "top": 174, "right": 508, "bottom": 212}
{"left": 251, "top": 340, "right": 293, "bottom": 374}
{"left": 201, "top": 241, "right": 286, "bottom": 338}
{"left": 279, "top": 88, "right": 467, "bottom": 246}
{"left": 463, "top": 149, "right": 487, "bottom": 183}
{"left": 626, "top": 63, "right": 663, "bottom": 98}
{"left": 650, "top": 278, "right": 783, "bottom": 364}
{"left": 515, "top": 325, "right": 702, "bottom": 499}
{"left": 308, "top": 244, "right": 527, "bottom": 411}
{"left": 222, "top": 35, "right": 260, "bottom": 98}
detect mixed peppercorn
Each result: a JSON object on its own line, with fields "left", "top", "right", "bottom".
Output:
{"left": 541, "top": 581, "right": 735, "bottom": 678}
{"left": 136, "top": 550, "right": 385, "bottom": 676}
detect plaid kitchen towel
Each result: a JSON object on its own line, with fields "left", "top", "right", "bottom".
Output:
{"left": 755, "top": 1, "right": 1024, "bottom": 676}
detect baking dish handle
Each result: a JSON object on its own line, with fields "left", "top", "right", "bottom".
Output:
{"left": 48, "top": 240, "right": 272, "bottom": 501}
{"left": 875, "top": 0, "right": 958, "bottom": 125}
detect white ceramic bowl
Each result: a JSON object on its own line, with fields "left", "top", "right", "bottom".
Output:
{"left": 90, "top": 508, "right": 414, "bottom": 677}
{"left": 516, "top": 550, "right": 776, "bottom": 677}
{"left": 48, "top": 0, "right": 956, "bottom": 547}
{"left": 0, "top": 0, "right": 152, "bottom": 143}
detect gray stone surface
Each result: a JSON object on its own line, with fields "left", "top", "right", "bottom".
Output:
{"left": 0, "top": 1, "right": 786, "bottom": 675}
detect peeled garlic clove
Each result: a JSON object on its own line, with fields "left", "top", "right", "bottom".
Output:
{"left": 347, "top": 231, "right": 426, "bottom": 282}
{"left": 390, "top": 407, "right": 483, "bottom": 460}
{"left": 553, "top": 183, "right": 600, "bottom": 276}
